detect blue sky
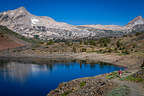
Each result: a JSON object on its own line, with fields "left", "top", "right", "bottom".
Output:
{"left": 0, "top": 0, "right": 144, "bottom": 25}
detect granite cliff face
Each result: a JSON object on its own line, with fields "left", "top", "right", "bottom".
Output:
{"left": 0, "top": 7, "right": 144, "bottom": 40}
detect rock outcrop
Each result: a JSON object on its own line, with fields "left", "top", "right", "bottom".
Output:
{"left": 48, "top": 78, "right": 113, "bottom": 96}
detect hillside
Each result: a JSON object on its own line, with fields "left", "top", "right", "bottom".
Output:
{"left": 16, "top": 31, "right": 144, "bottom": 58}
{"left": 0, "top": 26, "right": 39, "bottom": 51}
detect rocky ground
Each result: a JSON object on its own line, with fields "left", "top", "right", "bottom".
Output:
{"left": 48, "top": 77, "right": 114, "bottom": 96}
{"left": 110, "top": 69, "right": 144, "bottom": 96}
{"left": 47, "top": 69, "right": 144, "bottom": 96}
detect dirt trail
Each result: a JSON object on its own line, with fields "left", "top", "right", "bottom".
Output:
{"left": 112, "top": 79, "right": 144, "bottom": 96}
{"left": 112, "top": 70, "right": 144, "bottom": 96}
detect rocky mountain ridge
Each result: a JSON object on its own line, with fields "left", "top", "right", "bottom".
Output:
{"left": 0, "top": 7, "right": 91, "bottom": 40}
{"left": 0, "top": 7, "right": 144, "bottom": 40}
{"left": 79, "top": 16, "right": 144, "bottom": 32}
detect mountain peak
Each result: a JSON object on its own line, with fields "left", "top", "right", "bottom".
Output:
{"left": 14, "top": 6, "right": 29, "bottom": 13}
{"left": 16, "top": 6, "right": 27, "bottom": 11}
{"left": 128, "top": 16, "right": 143, "bottom": 25}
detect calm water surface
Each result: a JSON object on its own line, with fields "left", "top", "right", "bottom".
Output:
{"left": 0, "top": 59, "right": 124, "bottom": 96}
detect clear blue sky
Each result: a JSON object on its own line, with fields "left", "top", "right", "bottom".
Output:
{"left": 0, "top": 0, "right": 144, "bottom": 25}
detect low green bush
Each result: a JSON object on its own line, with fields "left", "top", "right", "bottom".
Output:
{"left": 80, "top": 81, "right": 86, "bottom": 88}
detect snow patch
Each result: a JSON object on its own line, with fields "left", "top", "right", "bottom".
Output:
{"left": 31, "top": 18, "right": 39, "bottom": 24}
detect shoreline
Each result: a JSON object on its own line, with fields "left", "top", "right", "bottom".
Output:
{"left": 0, "top": 52, "right": 143, "bottom": 69}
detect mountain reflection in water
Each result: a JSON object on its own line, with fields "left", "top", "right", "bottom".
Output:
{"left": 0, "top": 60, "right": 55, "bottom": 82}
